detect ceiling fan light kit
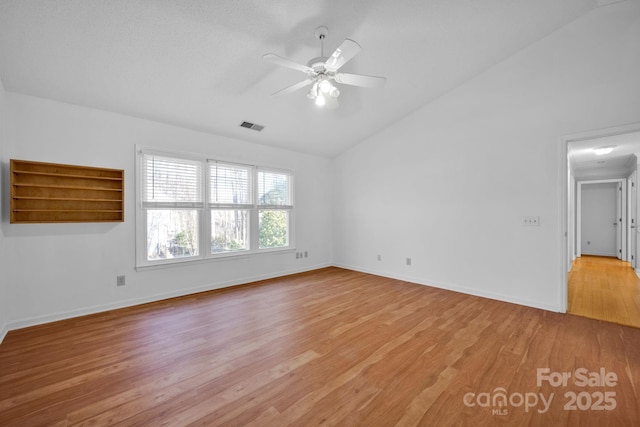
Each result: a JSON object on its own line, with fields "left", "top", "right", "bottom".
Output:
{"left": 263, "top": 26, "right": 386, "bottom": 109}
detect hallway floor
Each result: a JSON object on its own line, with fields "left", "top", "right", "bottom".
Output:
{"left": 568, "top": 255, "right": 640, "bottom": 328}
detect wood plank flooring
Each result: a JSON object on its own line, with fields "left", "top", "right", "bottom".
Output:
{"left": 568, "top": 255, "right": 640, "bottom": 328}
{"left": 1, "top": 267, "right": 639, "bottom": 426}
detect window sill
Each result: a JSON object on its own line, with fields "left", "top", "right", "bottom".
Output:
{"left": 135, "top": 247, "right": 296, "bottom": 272}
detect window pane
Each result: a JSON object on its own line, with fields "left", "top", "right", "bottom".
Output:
{"left": 259, "top": 210, "right": 289, "bottom": 249}
{"left": 143, "top": 154, "right": 202, "bottom": 203}
{"left": 211, "top": 210, "right": 249, "bottom": 253}
{"left": 209, "top": 162, "right": 251, "bottom": 205}
{"left": 146, "top": 210, "right": 199, "bottom": 260}
{"left": 258, "top": 170, "right": 291, "bottom": 206}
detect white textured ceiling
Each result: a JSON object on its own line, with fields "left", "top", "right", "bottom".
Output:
{"left": 0, "top": 0, "right": 599, "bottom": 157}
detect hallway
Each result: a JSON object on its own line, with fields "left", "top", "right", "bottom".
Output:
{"left": 568, "top": 255, "right": 640, "bottom": 328}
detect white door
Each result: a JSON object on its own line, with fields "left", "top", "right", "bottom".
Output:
{"left": 632, "top": 174, "right": 638, "bottom": 268}
{"left": 627, "top": 170, "right": 638, "bottom": 268}
{"left": 581, "top": 182, "right": 618, "bottom": 257}
{"left": 616, "top": 183, "right": 622, "bottom": 259}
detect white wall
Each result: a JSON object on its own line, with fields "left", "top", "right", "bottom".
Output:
{"left": 581, "top": 182, "right": 618, "bottom": 256}
{"left": 333, "top": 1, "right": 640, "bottom": 311}
{"left": 0, "top": 78, "right": 10, "bottom": 342}
{"left": 0, "top": 92, "right": 333, "bottom": 335}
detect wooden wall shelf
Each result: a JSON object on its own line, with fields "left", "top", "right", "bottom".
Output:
{"left": 10, "top": 159, "right": 124, "bottom": 223}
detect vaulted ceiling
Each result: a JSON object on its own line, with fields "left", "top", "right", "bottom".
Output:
{"left": 0, "top": 0, "right": 603, "bottom": 157}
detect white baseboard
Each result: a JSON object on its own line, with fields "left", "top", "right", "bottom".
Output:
{"left": 635, "top": 268, "right": 640, "bottom": 279}
{"left": 333, "top": 263, "right": 562, "bottom": 313}
{"left": 0, "top": 323, "right": 8, "bottom": 345}
{"left": 1, "top": 262, "right": 331, "bottom": 342}
{"left": 0, "top": 261, "right": 564, "bottom": 346}
{"left": 580, "top": 251, "right": 618, "bottom": 257}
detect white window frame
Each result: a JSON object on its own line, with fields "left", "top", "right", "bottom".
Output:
{"left": 135, "top": 147, "right": 295, "bottom": 269}
{"left": 256, "top": 167, "right": 294, "bottom": 250}
{"left": 208, "top": 160, "right": 254, "bottom": 255}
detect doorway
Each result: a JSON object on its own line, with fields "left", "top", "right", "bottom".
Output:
{"left": 577, "top": 180, "right": 623, "bottom": 259}
{"left": 562, "top": 124, "right": 640, "bottom": 328}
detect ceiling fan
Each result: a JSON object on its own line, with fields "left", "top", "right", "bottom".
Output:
{"left": 263, "top": 26, "right": 386, "bottom": 109}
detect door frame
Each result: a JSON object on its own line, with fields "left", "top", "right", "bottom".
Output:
{"left": 559, "top": 122, "right": 640, "bottom": 314}
{"left": 576, "top": 179, "right": 625, "bottom": 258}
{"left": 628, "top": 170, "right": 637, "bottom": 269}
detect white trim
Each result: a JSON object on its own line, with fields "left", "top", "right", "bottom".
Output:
{"left": 3, "top": 258, "right": 573, "bottom": 345}
{"left": 562, "top": 123, "right": 640, "bottom": 144}
{"left": 0, "top": 323, "right": 8, "bottom": 345}
{"left": 581, "top": 251, "right": 621, "bottom": 257}
{"left": 135, "top": 145, "right": 295, "bottom": 268}
{"left": 334, "top": 263, "right": 562, "bottom": 313}
{"left": 560, "top": 122, "right": 640, "bottom": 314}
{"left": 623, "top": 171, "right": 635, "bottom": 268}
{"left": 135, "top": 247, "right": 297, "bottom": 272}
{"left": 576, "top": 178, "right": 625, "bottom": 258}
{"left": 569, "top": 175, "right": 576, "bottom": 269}
{"left": 559, "top": 132, "right": 569, "bottom": 313}
{"left": 2, "top": 263, "right": 331, "bottom": 337}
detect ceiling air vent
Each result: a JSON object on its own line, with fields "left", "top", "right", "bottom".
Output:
{"left": 240, "top": 121, "right": 264, "bottom": 132}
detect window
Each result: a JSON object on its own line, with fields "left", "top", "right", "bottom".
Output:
{"left": 142, "top": 154, "right": 203, "bottom": 261}
{"left": 209, "top": 161, "right": 252, "bottom": 254}
{"left": 137, "top": 149, "right": 293, "bottom": 267}
{"left": 257, "top": 169, "right": 292, "bottom": 249}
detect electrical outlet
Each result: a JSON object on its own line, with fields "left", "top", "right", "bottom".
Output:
{"left": 116, "top": 275, "right": 126, "bottom": 286}
{"left": 406, "top": 257, "right": 411, "bottom": 266}
{"left": 295, "top": 252, "right": 300, "bottom": 259}
{"left": 522, "top": 216, "right": 540, "bottom": 226}
{"left": 377, "top": 254, "right": 382, "bottom": 261}
{"left": 304, "top": 251, "right": 308, "bottom": 258}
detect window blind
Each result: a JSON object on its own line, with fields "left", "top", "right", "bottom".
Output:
{"left": 136, "top": 148, "right": 294, "bottom": 267}
{"left": 208, "top": 162, "right": 252, "bottom": 206}
{"left": 142, "top": 154, "right": 202, "bottom": 204}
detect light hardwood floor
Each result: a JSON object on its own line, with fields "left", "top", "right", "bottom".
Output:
{"left": 1, "top": 267, "right": 639, "bottom": 426}
{"left": 568, "top": 255, "right": 640, "bottom": 328}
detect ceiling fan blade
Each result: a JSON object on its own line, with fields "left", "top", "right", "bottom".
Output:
{"left": 334, "top": 72, "right": 387, "bottom": 88}
{"left": 324, "top": 39, "right": 361, "bottom": 71}
{"left": 272, "top": 78, "right": 314, "bottom": 96}
{"left": 263, "top": 53, "right": 314, "bottom": 74}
